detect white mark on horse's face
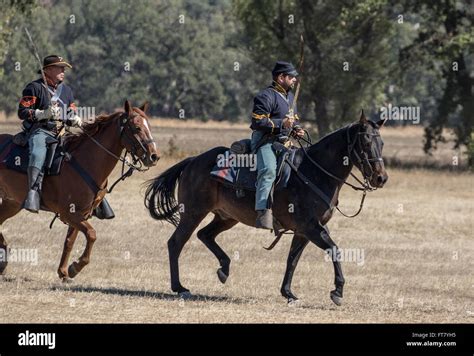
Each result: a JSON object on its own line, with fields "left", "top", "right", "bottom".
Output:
{"left": 141, "top": 117, "right": 157, "bottom": 151}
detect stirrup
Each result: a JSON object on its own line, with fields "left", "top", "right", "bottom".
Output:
{"left": 92, "top": 198, "right": 115, "bottom": 220}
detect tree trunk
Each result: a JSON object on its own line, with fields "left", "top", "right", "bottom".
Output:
{"left": 314, "top": 96, "right": 330, "bottom": 137}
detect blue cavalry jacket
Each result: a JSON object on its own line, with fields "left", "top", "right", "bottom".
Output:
{"left": 250, "top": 81, "right": 299, "bottom": 136}
{"left": 18, "top": 78, "right": 77, "bottom": 131}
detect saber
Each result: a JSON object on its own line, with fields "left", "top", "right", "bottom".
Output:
{"left": 24, "top": 27, "right": 64, "bottom": 135}
{"left": 24, "top": 27, "right": 52, "bottom": 103}
{"left": 288, "top": 34, "right": 304, "bottom": 119}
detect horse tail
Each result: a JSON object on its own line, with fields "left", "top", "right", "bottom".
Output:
{"left": 144, "top": 157, "right": 194, "bottom": 227}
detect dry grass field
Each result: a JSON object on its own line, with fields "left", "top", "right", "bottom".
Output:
{"left": 0, "top": 119, "right": 472, "bottom": 323}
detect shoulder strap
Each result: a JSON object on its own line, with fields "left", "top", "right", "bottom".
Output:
{"left": 68, "top": 155, "right": 100, "bottom": 195}
{"left": 285, "top": 157, "right": 335, "bottom": 210}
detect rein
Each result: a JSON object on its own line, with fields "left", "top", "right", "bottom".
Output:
{"left": 49, "top": 111, "right": 155, "bottom": 229}
{"left": 81, "top": 113, "right": 150, "bottom": 173}
{"left": 292, "top": 124, "right": 379, "bottom": 218}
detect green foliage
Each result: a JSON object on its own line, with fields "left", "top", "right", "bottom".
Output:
{"left": 0, "top": 0, "right": 471, "bottom": 167}
{"left": 0, "top": 0, "right": 36, "bottom": 78}
{"left": 234, "top": 0, "right": 399, "bottom": 135}
{"left": 398, "top": 0, "right": 473, "bottom": 162}
{"left": 0, "top": 0, "right": 257, "bottom": 121}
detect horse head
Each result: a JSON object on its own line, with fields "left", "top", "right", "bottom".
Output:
{"left": 349, "top": 110, "right": 388, "bottom": 188}
{"left": 121, "top": 100, "right": 160, "bottom": 167}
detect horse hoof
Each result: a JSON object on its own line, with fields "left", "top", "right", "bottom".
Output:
{"left": 62, "top": 277, "right": 74, "bottom": 284}
{"left": 178, "top": 291, "right": 193, "bottom": 300}
{"left": 217, "top": 268, "right": 228, "bottom": 284}
{"left": 330, "top": 291, "right": 343, "bottom": 306}
{"left": 288, "top": 298, "right": 301, "bottom": 307}
{"left": 68, "top": 263, "right": 78, "bottom": 279}
{"left": 0, "top": 262, "right": 8, "bottom": 275}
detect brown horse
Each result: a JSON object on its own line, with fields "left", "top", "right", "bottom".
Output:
{"left": 145, "top": 112, "right": 388, "bottom": 305}
{"left": 0, "top": 100, "right": 159, "bottom": 279}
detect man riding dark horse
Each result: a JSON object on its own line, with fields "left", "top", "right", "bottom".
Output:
{"left": 17, "top": 55, "right": 113, "bottom": 218}
{"left": 251, "top": 61, "right": 305, "bottom": 230}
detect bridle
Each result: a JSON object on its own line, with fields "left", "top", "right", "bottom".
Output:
{"left": 49, "top": 111, "right": 158, "bottom": 229}
{"left": 81, "top": 111, "right": 155, "bottom": 193}
{"left": 294, "top": 123, "right": 383, "bottom": 217}
{"left": 346, "top": 123, "right": 383, "bottom": 184}
{"left": 118, "top": 112, "right": 156, "bottom": 169}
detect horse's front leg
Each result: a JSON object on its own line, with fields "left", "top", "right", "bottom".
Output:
{"left": 280, "top": 233, "right": 309, "bottom": 303}
{"left": 57, "top": 226, "right": 79, "bottom": 280}
{"left": 67, "top": 220, "right": 97, "bottom": 279}
{"left": 304, "top": 222, "right": 345, "bottom": 306}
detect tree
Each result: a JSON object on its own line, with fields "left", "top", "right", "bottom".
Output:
{"left": 0, "top": 0, "right": 259, "bottom": 121}
{"left": 0, "top": 0, "right": 36, "bottom": 78}
{"left": 398, "top": 0, "right": 473, "bottom": 166}
{"left": 234, "top": 0, "right": 399, "bottom": 136}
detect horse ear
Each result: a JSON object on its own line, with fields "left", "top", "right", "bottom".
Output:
{"left": 124, "top": 100, "right": 131, "bottom": 114}
{"left": 359, "top": 109, "right": 368, "bottom": 124}
{"left": 376, "top": 118, "right": 387, "bottom": 128}
{"left": 139, "top": 101, "right": 149, "bottom": 114}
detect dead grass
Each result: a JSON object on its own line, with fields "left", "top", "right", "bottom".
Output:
{"left": 0, "top": 159, "right": 472, "bottom": 323}
{"left": 1, "top": 119, "right": 468, "bottom": 168}
{"left": 0, "top": 120, "right": 472, "bottom": 323}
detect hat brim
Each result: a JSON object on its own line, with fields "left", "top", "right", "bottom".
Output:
{"left": 273, "top": 69, "right": 299, "bottom": 77}
{"left": 37, "top": 62, "right": 72, "bottom": 74}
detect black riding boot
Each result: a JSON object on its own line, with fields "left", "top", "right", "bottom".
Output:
{"left": 23, "top": 167, "right": 42, "bottom": 213}
{"left": 256, "top": 209, "right": 273, "bottom": 230}
{"left": 92, "top": 197, "right": 115, "bottom": 220}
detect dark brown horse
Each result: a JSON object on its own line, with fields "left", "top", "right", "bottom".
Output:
{"left": 0, "top": 100, "right": 159, "bottom": 279}
{"left": 145, "top": 112, "right": 388, "bottom": 305}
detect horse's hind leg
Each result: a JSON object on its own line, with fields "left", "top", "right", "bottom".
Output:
{"left": 197, "top": 214, "right": 238, "bottom": 284}
{"left": 0, "top": 200, "right": 22, "bottom": 274}
{"left": 168, "top": 212, "right": 208, "bottom": 296}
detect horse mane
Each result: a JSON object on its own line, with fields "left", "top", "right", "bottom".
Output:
{"left": 308, "top": 120, "right": 377, "bottom": 155}
{"left": 308, "top": 124, "right": 353, "bottom": 154}
{"left": 64, "top": 111, "right": 123, "bottom": 150}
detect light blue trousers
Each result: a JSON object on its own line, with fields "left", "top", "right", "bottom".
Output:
{"left": 28, "top": 128, "right": 55, "bottom": 170}
{"left": 251, "top": 131, "right": 277, "bottom": 211}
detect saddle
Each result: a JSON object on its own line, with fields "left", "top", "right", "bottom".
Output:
{"left": 210, "top": 138, "right": 300, "bottom": 194}
{"left": 0, "top": 131, "right": 115, "bottom": 221}
{"left": 1, "top": 131, "right": 69, "bottom": 176}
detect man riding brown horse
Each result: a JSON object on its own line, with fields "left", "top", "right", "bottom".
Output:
{"left": 18, "top": 54, "right": 113, "bottom": 218}
{"left": 0, "top": 100, "right": 159, "bottom": 278}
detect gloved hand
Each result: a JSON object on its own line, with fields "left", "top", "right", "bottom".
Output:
{"left": 66, "top": 115, "right": 82, "bottom": 128}
{"left": 34, "top": 105, "right": 61, "bottom": 121}
{"left": 282, "top": 115, "right": 295, "bottom": 129}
